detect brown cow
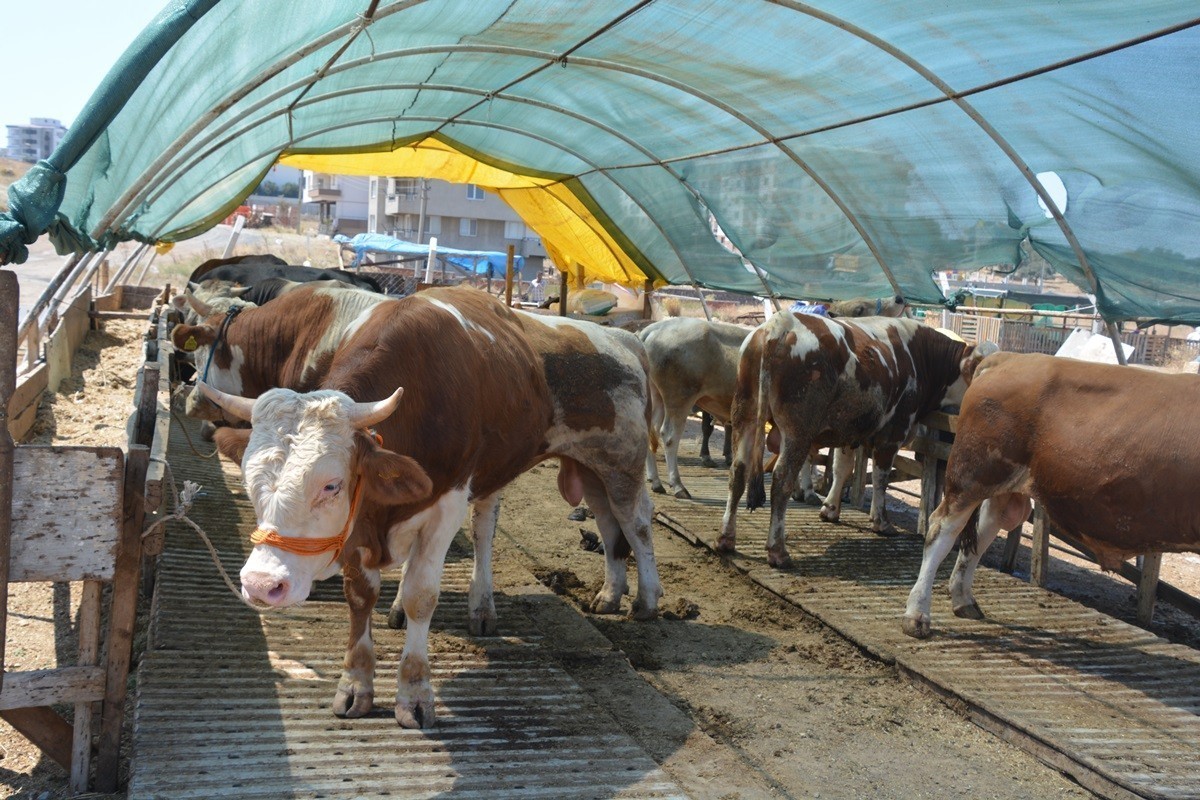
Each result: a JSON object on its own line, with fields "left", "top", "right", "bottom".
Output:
{"left": 903, "top": 352, "right": 1200, "bottom": 638}
{"left": 199, "top": 287, "right": 662, "bottom": 727}
{"left": 720, "top": 312, "right": 991, "bottom": 567}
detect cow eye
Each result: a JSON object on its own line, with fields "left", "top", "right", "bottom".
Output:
{"left": 322, "top": 480, "right": 342, "bottom": 496}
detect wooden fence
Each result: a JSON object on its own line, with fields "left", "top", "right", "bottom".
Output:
{"left": 1, "top": 269, "right": 171, "bottom": 794}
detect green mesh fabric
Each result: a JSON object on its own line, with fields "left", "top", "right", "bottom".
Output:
{"left": 4, "top": 1, "right": 1199, "bottom": 321}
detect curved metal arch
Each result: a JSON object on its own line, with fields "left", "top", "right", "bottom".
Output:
{"left": 93, "top": 0, "right": 437, "bottom": 239}
{"left": 110, "top": 40, "right": 899, "bottom": 298}
{"left": 142, "top": 79, "right": 748, "bottom": 296}
{"left": 147, "top": 114, "right": 699, "bottom": 287}
{"left": 761, "top": 0, "right": 1113, "bottom": 313}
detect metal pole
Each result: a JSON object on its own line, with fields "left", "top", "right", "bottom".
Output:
{"left": 104, "top": 243, "right": 150, "bottom": 295}
{"left": 505, "top": 245, "right": 515, "bottom": 307}
{"left": 424, "top": 237, "right": 438, "bottom": 284}
{"left": 295, "top": 174, "right": 305, "bottom": 235}
{"left": 134, "top": 249, "right": 161, "bottom": 286}
{"left": 694, "top": 283, "right": 713, "bottom": 321}
{"left": 416, "top": 179, "right": 428, "bottom": 245}
{"left": 1106, "top": 320, "right": 1129, "bottom": 366}
{"left": 15, "top": 252, "right": 84, "bottom": 347}
{"left": 222, "top": 215, "right": 246, "bottom": 258}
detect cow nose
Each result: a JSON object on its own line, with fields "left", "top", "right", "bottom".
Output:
{"left": 241, "top": 571, "right": 290, "bottom": 606}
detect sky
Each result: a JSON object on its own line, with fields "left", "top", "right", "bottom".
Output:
{"left": 2, "top": 0, "right": 168, "bottom": 129}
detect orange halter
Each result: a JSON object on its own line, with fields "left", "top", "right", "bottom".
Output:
{"left": 249, "top": 472, "right": 366, "bottom": 566}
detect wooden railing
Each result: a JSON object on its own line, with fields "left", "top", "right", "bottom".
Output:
{"left": 1, "top": 269, "right": 172, "bottom": 793}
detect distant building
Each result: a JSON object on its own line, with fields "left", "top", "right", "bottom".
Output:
{"left": 371, "top": 177, "right": 547, "bottom": 267}
{"left": 302, "top": 171, "right": 547, "bottom": 270}
{"left": 6, "top": 118, "right": 67, "bottom": 162}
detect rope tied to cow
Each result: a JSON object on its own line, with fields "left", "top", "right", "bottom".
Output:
{"left": 145, "top": 457, "right": 259, "bottom": 610}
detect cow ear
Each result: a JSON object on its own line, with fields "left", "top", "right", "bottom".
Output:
{"left": 356, "top": 434, "right": 433, "bottom": 507}
{"left": 960, "top": 341, "right": 999, "bottom": 385}
{"left": 172, "top": 324, "right": 216, "bottom": 353}
{"left": 213, "top": 427, "right": 251, "bottom": 464}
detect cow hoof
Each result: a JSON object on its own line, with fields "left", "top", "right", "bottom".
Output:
{"left": 701, "top": 456, "right": 718, "bottom": 469}
{"left": 333, "top": 684, "right": 374, "bottom": 718}
{"left": 819, "top": 504, "right": 840, "bottom": 523}
{"left": 872, "top": 523, "right": 899, "bottom": 537}
{"left": 469, "top": 612, "right": 498, "bottom": 637}
{"left": 395, "top": 690, "right": 435, "bottom": 729}
{"left": 630, "top": 599, "right": 659, "bottom": 621}
{"left": 902, "top": 615, "right": 931, "bottom": 639}
{"left": 714, "top": 536, "right": 736, "bottom": 554}
{"left": 387, "top": 606, "right": 407, "bottom": 630}
{"left": 953, "top": 602, "right": 985, "bottom": 621}
{"left": 673, "top": 487, "right": 692, "bottom": 500}
{"left": 650, "top": 484, "right": 666, "bottom": 495}
{"left": 802, "top": 491, "right": 823, "bottom": 507}
{"left": 566, "top": 506, "right": 589, "bottom": 522}
{"left": 589, "top": 595, "right": 623, "bottom": 615}
{"left": 767, "top": 550, "right": 793, "bottom": 569}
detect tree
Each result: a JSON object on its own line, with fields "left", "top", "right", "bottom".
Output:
{"left": 255, "top": 180, "right": 280, "bottom": 196}
{"left": 281, "top": 181, "right": 299, "bottom": 199}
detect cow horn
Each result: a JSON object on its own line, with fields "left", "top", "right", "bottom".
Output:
{"left": 196, "top": 382, "right": 256, "bottom": 422}
{"left": 346, "top": 387, "right": 404, "bottom": 429}
{"left": 185, "top": 290, "right": 215, "bottom": 318}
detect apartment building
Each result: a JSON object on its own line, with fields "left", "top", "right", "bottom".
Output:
{"left": 5, "top": 118, "right": 68, "bottom": 162}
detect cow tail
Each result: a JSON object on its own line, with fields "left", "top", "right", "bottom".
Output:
{"left": 745, "top": 335, "right": 770, "bottom": 511}
{"left": 955, "top": 507, "right": 981, "bottom": 553}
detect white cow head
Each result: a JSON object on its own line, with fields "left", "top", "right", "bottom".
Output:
{"left": 199, "top": 383, "right": 433, "bottom": 608}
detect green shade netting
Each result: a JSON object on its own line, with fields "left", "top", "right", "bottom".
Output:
{"left": 4, "top": 0, "right": 1200, "bottom": 321}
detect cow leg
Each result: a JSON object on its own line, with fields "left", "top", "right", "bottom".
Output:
{"left": 766, "top": 436, "right": 809, "bottom": 568}
{"left": 867, "top": 445, "right": 900, "bottom": 536}
{"left": 467, "top": 491, "right": 502, "bottom": 636}
{"left": 949, "top": 493, "right": 1031, "bottom": 620}
{"left": 333, "top": 557, "right": 381, "bottom": 719}
{"left": 645, "top": 386, "right": 667, "bottom": 494}
{"left": 661, "top": 408, "right": 692, "bottom": 499}
{"left": 585, "top": 471, "right": 662, "bottom": 619}
{"left": 793, "top": 449, "right": 823, "bottom": 506}
{"left": 718, "top": 423, "right": 754, "bottom": 553}
{"left": 394, "top": 491, "right": 468, "bottom": 729}
{"left": 819, "top": 446, "right": 856, "bottom": 523}
{"left": 903, "top": 500, "right": 978, "bottom": 639}
{"left": 699, "top": 411, "right": 718, "bottom": 468}
{"left": 723, "top": 423, "right": 732, "bottom": 467}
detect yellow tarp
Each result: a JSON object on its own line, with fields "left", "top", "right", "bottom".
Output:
{"left": 280, "top": 137, "right": 654, "bottom": 289}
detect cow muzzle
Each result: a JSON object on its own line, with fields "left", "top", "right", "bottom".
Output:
{"left": 240, "top": 570, "right": 292, "bottom": 608}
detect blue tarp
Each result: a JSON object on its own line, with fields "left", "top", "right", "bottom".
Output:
{"left": 335, "top": 233, "right": 523, "bottom": 276}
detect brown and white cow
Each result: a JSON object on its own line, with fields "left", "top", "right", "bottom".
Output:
{"left": 638, "top": 317, "right": 752, "bottom": 499}
{"left": 719, "top": 311, "right": 992, "bottom": 567}
{"left": 903, "top": 352, "right": 1200, "bottom": 638}
{"left": 174, "top": 285, "right": 653, "bottom": 636}
{"left": 198, "top": 287, "right": 662, "bottom": 727}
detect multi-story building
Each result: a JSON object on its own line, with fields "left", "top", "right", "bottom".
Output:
{"left": 301, "top": 171, "right": 548, "bottom": 271}
{"left": 5, "top": 118, "right": 68, "bottom": 163}
{"left": 374, "top": 177, "right": 547, "bottom": 267}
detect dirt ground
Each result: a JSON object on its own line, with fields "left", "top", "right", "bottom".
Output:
{"left": 6, "top": 249, "right": 1200, "bottom": 798}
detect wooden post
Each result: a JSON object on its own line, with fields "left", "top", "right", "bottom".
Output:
{"left": 0, "top": 271, "right": 17, "bottom": 696}
{"left": 505, "top": 245, "right": 515, "bottom": 307}
{"left": 558, "top": 270, "right": 568, "bottom": 317}
{"left": 71, "top": 580, "right": 103, "bottom": 793}
{"left": 1137, "top": 553, "right": 1163, "bottom": 626}
{"left": 1030, "top": 504, "right": 1050, "bottom": 587}
{"left": 643, "top": 278, "right": 653, "bottom": 319}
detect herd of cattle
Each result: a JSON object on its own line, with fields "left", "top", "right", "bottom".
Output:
{"left": 169, "top": 256, "right": 1200, "bottom": 727}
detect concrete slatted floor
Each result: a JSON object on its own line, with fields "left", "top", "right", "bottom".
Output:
{"left": 129, "top": 418, "right": 687, "bottom": 800}
{"left": 653, "top": 457, "right": 1200, "bottom": 800}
